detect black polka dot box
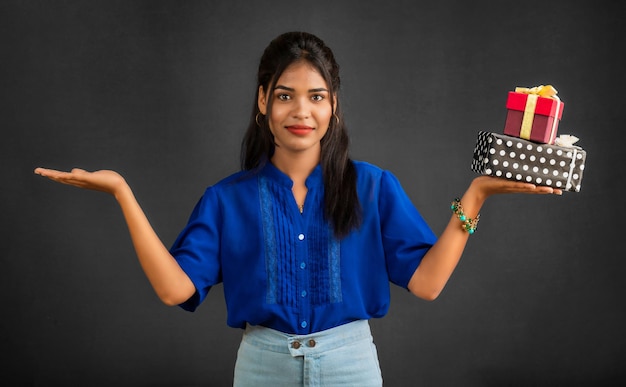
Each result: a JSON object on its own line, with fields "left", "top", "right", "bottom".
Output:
{"left": 471, "top": 131, "right": 586, "bottom": 192}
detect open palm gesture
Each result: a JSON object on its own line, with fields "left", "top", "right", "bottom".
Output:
{"left": 34, "top": 167, "right": 127, "bottom": 196}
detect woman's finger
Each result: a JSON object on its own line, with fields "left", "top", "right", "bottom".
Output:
{"left": 35, "top": 167, "right": 88, "bottom": 187}
{"left": 35, "top": 167, "right": 126, "bottom": 195}
{"left": 474, "top": 176, "right": 563, "bottom": 196}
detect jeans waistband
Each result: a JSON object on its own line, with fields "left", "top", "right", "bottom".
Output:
{"left": 242, "top": 320, "right": 372, "bottom": 355}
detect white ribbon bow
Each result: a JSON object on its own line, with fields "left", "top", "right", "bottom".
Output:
{"left": 554, "top": 134, "right": 579, "bottom": 147}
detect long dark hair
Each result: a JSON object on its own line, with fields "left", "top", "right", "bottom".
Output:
{"left": 240, "top": 31, "right": 361, "bottom": 238}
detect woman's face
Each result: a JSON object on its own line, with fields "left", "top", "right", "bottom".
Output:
{"left": 258, "top": 60, "right": 334, "bottom": 159}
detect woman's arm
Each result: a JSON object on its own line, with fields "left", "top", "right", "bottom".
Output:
{"left": 34, "top": 167, "right": 196, "bottom": 306}
{"left": 408, "top": 175, "right": 561, "bottom": 300}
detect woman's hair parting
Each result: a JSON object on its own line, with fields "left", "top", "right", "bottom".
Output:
{"left": 240, "top": 31, "right": 361, "bottom": 238}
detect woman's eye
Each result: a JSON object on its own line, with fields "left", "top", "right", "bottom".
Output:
{"left": 312, "top": 94, "right": 324, "bottom": 102}
{"left": 277, "top": 94, "right": 290, "bottom": 101}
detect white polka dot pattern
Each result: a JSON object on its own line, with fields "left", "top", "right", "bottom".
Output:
{"left": 471, "top": 131, "right": 586, "bottom": 192}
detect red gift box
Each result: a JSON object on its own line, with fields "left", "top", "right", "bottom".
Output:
{"left": 503, "top": 87, "right": 564, "bottom": 144}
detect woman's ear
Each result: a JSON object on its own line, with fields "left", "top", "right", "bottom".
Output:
{"left": 258, "top": 86, "right": 267, "bottom": 115}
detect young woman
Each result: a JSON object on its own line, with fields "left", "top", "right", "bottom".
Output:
{"left": 34, "top": 31, "right": 561, "bottom": 386}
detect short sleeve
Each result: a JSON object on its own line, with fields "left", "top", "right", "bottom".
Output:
{"left": 169, "top": 187, "right": 223, "bottom": 311}
{"left": 378, "top": 170, "right": 437, "bottom": 288}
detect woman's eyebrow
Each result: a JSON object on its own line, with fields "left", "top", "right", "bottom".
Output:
{"left": 274, "top": 85, "right": 294, "bottom": 92}
{"left": 274, "top": 85, "right": 329, "bottom": 93}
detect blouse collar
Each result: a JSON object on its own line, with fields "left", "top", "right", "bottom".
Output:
{"left": 261, "top": 161, "right": 323, "bottom": 189}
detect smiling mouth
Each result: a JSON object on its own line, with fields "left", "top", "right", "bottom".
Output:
{"left": 286, "top": 125, "right": 314, "bottom": 135}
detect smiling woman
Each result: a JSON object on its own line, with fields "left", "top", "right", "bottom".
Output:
{"left": 34, "top": 31, "right": 561, "bottom": 386}
{"left": 257, "top": 61, "right": 334, "bottom": 210}
{"left": 242, "top": 32, "right": 361, "bottom": 239}
{"left": 259, "top": 62, "right": 332, "bottom": 160}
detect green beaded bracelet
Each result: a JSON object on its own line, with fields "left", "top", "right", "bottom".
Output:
{"left": 451, "top": 197, "right": 480, "bottom": 234}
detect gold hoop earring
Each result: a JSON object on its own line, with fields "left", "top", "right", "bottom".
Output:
{"left": 255, "top": 112, "right": 264, "bottom": 126}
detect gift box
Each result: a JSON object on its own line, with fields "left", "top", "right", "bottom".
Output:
{"left": 503, "top": 85, "right": 564, "bottom": 144}
{"left": 471, "top": 131, "right": 586, "bottom": 192}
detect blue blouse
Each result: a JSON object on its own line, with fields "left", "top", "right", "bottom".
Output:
{"left": 170, "top": 161, "right": 437, "bottom": 334}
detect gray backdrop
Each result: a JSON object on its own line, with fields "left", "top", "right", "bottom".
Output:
{"left": 2, "top": 0, "right": 624, "bottom": 386}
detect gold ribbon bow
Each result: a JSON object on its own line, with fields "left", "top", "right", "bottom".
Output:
{"left": 515, "top": 84, "right": 559, "bottom": 99}
{"left": 514, "top": 85, "right": 561, "bottom": 142}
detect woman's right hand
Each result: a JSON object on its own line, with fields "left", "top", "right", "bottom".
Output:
{"left": 34, "top": 166, "right": 196, "bottom": 305}
{"left": 34, "top": 167, "right": 127, "bottom": 196}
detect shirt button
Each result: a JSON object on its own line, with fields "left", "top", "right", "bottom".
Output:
{"left": 300, "top": 262, "right": 306, "bottom": 269}
{"left": 298, "top": 233, "right": 305, "bottom": 241}
{"left": 301, "top": 290, "right": 307, "bottom": 297}
{"left": 308, "top": 339, "right": 316, "bottom": 348}
{"left": 301, "top": 321, "right": 307, "bottom": 329}
{"left": 291, "top": 341, "right": 301, "bottom": 349}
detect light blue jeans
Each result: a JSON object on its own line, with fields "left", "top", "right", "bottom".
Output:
{"left": 233, "top": 320, "right": 383, "bottom": 387}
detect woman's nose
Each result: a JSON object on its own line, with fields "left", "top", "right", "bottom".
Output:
{"left": 292, "top": 98, "right": 310, "bottom": 118}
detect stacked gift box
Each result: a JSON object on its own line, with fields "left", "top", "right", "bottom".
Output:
{"left": 471, "top": 85, "right": 587, "bottom": 192}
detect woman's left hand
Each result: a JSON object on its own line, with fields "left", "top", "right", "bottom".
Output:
{"left": 407, "top": 175, "right": 562, "bottom": 300}
{"left": 469, "top": 175, "right": 562, "bottom": 203}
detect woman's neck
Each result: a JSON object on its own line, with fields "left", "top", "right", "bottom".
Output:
{"left": 271, "top": 150, "right": 319, "bottom": 186}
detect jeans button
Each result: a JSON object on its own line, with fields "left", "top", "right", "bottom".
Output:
{"left": 291, "top": 341, "right": 301, "bottom": 349}
{"left": 307, "top": 339, "right": 316, "bottom": 348}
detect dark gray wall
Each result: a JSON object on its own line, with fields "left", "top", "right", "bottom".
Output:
{"left": 2, "top": 1, "right": 624, "bottom": 386}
